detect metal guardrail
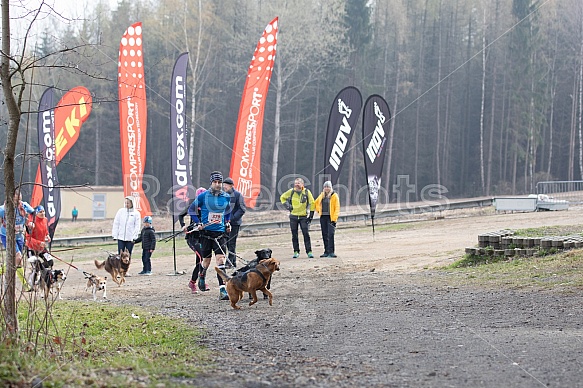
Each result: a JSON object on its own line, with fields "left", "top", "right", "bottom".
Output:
{"left": 537, "top": 180, "right": 583, "bottom": 204}
{"left": 50, "top": 197, "right": 494, "bottom": 247}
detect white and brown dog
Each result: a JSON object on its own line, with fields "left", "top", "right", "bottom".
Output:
{"left": 40, "top": 269, "right": 67, "bottom": 300}
{"left": 84, "top": 273, "right": 108, "bottom": 301}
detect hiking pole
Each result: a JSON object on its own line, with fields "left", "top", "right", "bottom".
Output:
{"left": 161, "top": 229, "right": 183, "bottom": 243}
{"left": 161, "top": 222, "right": 215, "bottom": 243}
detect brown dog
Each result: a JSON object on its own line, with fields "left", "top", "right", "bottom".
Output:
{"left": 94, "top": 250, "right": 131, "bottom": 286}
{"left": 84, "top": 273, "right": 108, "bottom": 301}
{"left": 215, "top": 257, "right": 280, "bottom": 309}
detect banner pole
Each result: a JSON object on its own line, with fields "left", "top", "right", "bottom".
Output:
{"left": 172, "top": 214, "right": 177, "bottom": 274}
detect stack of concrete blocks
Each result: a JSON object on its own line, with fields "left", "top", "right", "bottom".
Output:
{"left": 466, "top": 230, "right": 583, "bottom": 258}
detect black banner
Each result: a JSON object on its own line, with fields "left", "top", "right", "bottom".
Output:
{"left": 170, "top": 52, "right": 194, "bottom": 215}
{"left": 323, "top": 86, "right": 363, "bottom": 185}
{"left": 362, "top": 94, "right": 391, "bottom": 218}
{"left": 37, "top": 87, "right": 61, "bottom": 240}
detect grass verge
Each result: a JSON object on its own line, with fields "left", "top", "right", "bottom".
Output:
{"left": 445, "top": 249, "right": 583, "bottom": 290}
{"left": 1, "top": 301, "right": 208, "bottom": 387}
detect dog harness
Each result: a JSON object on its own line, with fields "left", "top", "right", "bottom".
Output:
{"left": 236, "top": 264, "right": 269, "bottom": 288}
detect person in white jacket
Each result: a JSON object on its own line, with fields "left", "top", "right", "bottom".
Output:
{"left": 112, "top": 196, "right": 141, "bottom": 256}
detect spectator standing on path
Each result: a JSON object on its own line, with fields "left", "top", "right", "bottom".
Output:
{"left": 179, "top": 187, "right": 209, "bottom": 294}
{"left": 112, "top": 196, "right": 141, "bottom": 256}
{"left": 314, "top": 181, "right": 340, "bottom": 258}
{"left": 134, "top": 216, "right": 156, "bottom": 275}
{"left": 280, "top": 177, "right": 315, "bottom": 259}
{"left": 72, "top": 206, "right": 78, "bottom": 222}
{"left": 222, "top": 177, "right": 246, "bottom": 268}
{"left": 188, "top": 171, "right": 232, "bottom": 300}
{"left": 0, "top": 190, "right": 35, "bottom": 291}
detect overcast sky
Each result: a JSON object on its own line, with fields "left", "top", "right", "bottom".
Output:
{"left": 9, "top": 0, "right": 119, "bottom": 49}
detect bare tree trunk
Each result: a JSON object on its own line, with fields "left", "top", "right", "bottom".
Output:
{"left": 95, "top": 109, "right": 101, "bottom": 185}
{"left": 500, "top": 66, "right": 508, "bottom": 183}
{"left": 435, "top": 2, "right": 443, "bottom": 190}
{"left": 486, "top": 1, "right": 499, "bottom": 196}
{"left": 512, "top": 138, "right": 518, "bottom": 194}
{"left": 311, "top": 81, "right": 320, "bottom": 184}
{"left": 269, "top": 67, "right": 282, "bottom": 207}
{"left": 528, "top": 86, "right": 536, "bottom": 192}
{"left": 547, "top": 31, "right": 557, "bottom": 177}
{"left": 385, "top": 52, "right": 400, "bottom": 200}
{"left": 579, "top": 24, "right": 583, "bottom": 179}
{"left": 479, "top": 7, "right": 486, "bottom": 193}
{"left": 187, "top": 0, "right": 203, "bottom": 179}
{"left": 568, "top": 75, "right": 577, "bottom": 181}
{"left": 195, "top": 91, "right": 207, "bottom": 187}
{"left": 1, "top": 0, "right": 20, "bottom": 334}
{"left": 293, "top": 104, "right": 299, "bottom": 173}
{"left": 486, "top": 69, "right": 497, "bottom": 196}
{"left": 414, "top": 3, "right": 429, "bottom": 201}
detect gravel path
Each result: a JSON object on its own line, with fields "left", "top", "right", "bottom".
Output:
{"left": 62, "top": 207, "right": 583, "bottom": 387}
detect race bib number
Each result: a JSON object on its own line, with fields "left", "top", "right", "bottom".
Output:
{"left": 209, "top": 212, "right": 222, "bottom": 224}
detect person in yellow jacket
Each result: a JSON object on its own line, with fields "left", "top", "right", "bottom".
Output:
{"left": 280, "top": 177, "right": 316, "bottom": 258}
{"left": 314, "top": 181, "right": 340, "bottom": 258}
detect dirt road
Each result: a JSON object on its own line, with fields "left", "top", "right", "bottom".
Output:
{"left": 62, "top": 207, "right": 583, "bottom": 387}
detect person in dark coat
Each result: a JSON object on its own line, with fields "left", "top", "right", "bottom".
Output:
{"left": 134, "top": 216, "right": 156, "bottom": 275}
{"left": 223, "top": 177, "right": 246, "bottom": 268}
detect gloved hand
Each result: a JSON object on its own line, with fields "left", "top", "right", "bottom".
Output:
{"left": 331, "top": 221, "right": 337, "bottom": 227}
{"left": 192, "top": 223, "right": 204, "bottom": 231}
{"left": 283, "top": 201, "right": 292, "bottom": 211}
{"left": 306, "top": 217, "right": 312, "bottom": 225}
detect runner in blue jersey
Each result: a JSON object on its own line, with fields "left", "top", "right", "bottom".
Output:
{"left": 188, "top": 171, "right": 232, "bottom": 300}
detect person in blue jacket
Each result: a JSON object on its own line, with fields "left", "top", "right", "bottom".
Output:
{"left": 222, "top": 177, "right": 246, "bottom": 268}
{"left": 0, "top": 190, "right": 35, "bottom": 291}
{"left": 188, "top": 171, "right": 232, "bottom": 300}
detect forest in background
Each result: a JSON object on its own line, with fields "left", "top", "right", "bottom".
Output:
{"left": 1, "top": 0, "right": 582, "bottom": 209}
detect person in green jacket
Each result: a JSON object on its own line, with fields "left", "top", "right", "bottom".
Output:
{"left": 280, "top": 177, "right": 315, "bottom": 258}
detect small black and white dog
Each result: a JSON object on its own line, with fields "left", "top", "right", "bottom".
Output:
{"left": 232, "top": 248, "right": 273, "bottom": 299}
{"left": 40, "top": 269, "right": 67, "bottom": 300}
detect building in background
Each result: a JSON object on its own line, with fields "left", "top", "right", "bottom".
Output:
{"left": 60, "top": 186, "right": 124, "bottom": 220}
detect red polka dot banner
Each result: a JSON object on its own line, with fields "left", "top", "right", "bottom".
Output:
{"left": 229, "top": 17, "right": 278, "bottom": 209}
{"left": 118, "top": 22, "right": 151, "bottom": 216}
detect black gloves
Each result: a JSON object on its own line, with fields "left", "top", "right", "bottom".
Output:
{"left": 331, "top": 221, "right": 337, "bottom": 227}
{"left": 307, "top": 211, "right": 314, "bottom": 225}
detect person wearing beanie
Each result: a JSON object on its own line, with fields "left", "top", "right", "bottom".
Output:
{"left": 279, "top": 177, "right": 316, "bottom": 259}
{"left": 134, "top": 216, "right": 156, "bottom": 275}
{"left": 179, "top": 187, "right": 209, "bottom": 294}
{"left": 222, "top": 177, "right": 246, "bottom": 268}
{"left": 112, "top": 195, "right": 141, "bottom": 256}
{"left": 24, "top": 205, "right": 55, "bottom": 288}
{"left": 188, "top": 172, "right": 232, "bottom": 300}
{"left": 25, "top": 205, "right": 54, "bottom": 266}
{"left": 314, "top": 181, "right": 340, "bottom": 258}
